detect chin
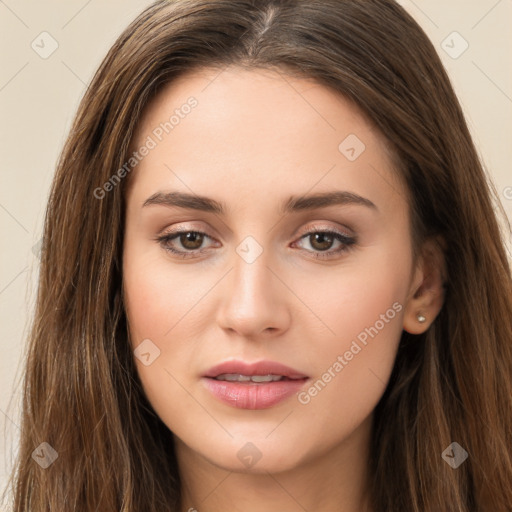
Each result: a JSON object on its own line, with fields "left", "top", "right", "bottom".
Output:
{"left": 178, "top": 431, "right": 309, "bottom": 475}
{"left": 209, "top": 450, "right": 304, "bottom": 475}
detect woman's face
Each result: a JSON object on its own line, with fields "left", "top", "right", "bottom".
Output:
{"left": 123, "top": 66, "right": 421, "bottom": 474}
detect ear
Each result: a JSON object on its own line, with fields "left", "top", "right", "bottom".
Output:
{"left": 403, "top": 236, "right": 447, "bottom": 334}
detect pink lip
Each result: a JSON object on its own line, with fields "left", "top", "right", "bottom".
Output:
{"left": 201, "top": 359, "right": 309, "bottom": 410}
{"left": 203, "top": 360, "right": 308, "bottom": 380}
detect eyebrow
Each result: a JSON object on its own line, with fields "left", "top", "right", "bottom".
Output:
{"left": 142, "top": 190, "right": 378, "bottom": 215}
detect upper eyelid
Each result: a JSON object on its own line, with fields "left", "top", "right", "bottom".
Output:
{"left": 159, "top": 219, "right": 354, "bottom": 236}
{"left": 158, "top": 224, "right": 352, "bottom": 241}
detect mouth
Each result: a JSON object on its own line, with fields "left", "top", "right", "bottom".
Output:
{"left": 203, "top": 359, "right": 309, "bottom": 380}
{"left": 201, "top": 360, "right": 309, "bottom": 409}
{"left": 211, "top": 373, "right": 302, "bottom": 383}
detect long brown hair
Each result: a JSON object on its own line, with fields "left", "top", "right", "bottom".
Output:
{"left": 4, "top": 0, "right": 512, "bottom": 510}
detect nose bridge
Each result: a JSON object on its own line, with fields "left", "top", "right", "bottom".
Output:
{"left": 233, "top": 242, "right": 271, "bottom": 303}
{"left": 216, "top": 234, "right": 288, "bottom": 335}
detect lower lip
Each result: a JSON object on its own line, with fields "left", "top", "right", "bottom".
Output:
{"left": 202, "top": 377, "right": 308, "bottom": 410}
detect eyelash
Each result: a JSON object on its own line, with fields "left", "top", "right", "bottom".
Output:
{"left": 156, "top": 226, "right": 356, "bottom": 260}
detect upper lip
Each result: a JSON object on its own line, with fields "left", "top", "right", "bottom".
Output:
{"left": 203, "top": 360, "right": 309, "bottom": 380}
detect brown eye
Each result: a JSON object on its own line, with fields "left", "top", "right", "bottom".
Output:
{"left": 294, "top": 229, "right": 356, "bottom": 260}
{"left": 157, "top": 230, "right": 215, "bottom": 258}
{"left": 308, "top": 232, "right": 336, "bottom": 251}
{"left": 178, "top": 231, "right": 204, "bottom": 250}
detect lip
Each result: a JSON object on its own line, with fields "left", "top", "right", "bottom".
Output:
{"left": 202, "top": 359, "right": 309, "bottom": 410}
{"left": 203, "top": 360, "right": 308, "bottom": 380}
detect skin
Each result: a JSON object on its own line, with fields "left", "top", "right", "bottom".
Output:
{"left": 122, "top": 66, "right": 445, "bottom": 512}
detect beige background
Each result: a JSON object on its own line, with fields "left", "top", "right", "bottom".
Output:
{"left": 1, "top": 0, "right": 511, "bottom": 500}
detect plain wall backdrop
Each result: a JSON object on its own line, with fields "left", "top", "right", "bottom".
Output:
{"left": 1, "top": 0, "right": 511, "bottom": 501}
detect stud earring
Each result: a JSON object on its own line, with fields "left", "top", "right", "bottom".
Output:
{"left": 417, "top": 313, "right": 426, "bottom": 323}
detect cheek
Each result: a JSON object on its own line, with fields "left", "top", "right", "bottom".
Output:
{"left": 122, "top": 251, "right": 202, "bottom": 419}
{"left": 295, "top": 246, "right": 410, "bottom": 425}
{"left": 123, "top": 249, "right": 200, "bottom": 345}
{"left": 122, "top": 244, "right": 220, "bottom": 398}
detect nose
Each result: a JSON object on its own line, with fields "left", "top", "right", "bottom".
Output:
{"left": 216, "top": 247, "right": 291, "bottom": 338}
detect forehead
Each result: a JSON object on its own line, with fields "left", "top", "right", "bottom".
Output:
{"left": 127, "top": 66, "right": 407, "bottom": 215}
{"left": 134, "top": 66, "right": 382, "bottom": 149}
